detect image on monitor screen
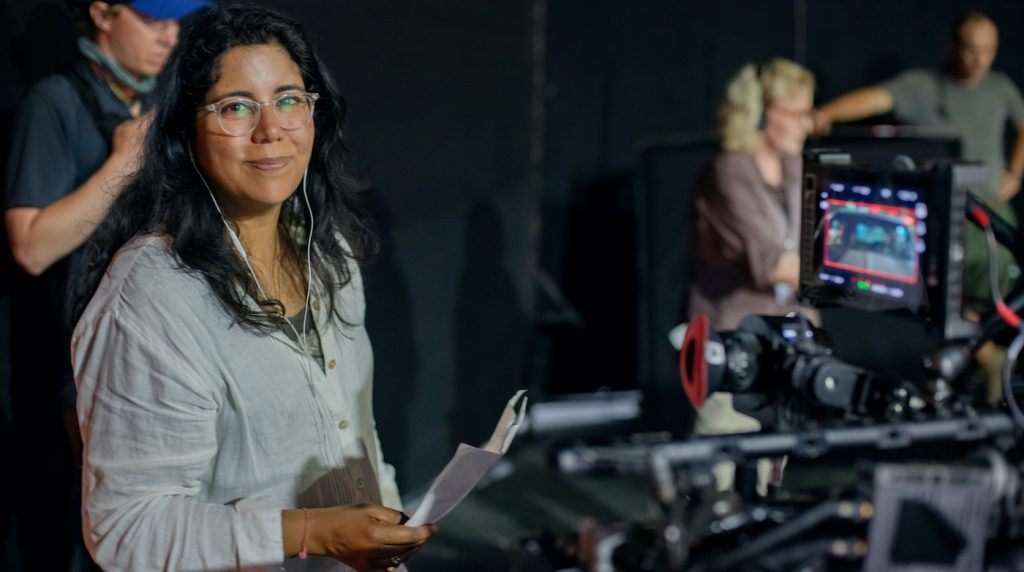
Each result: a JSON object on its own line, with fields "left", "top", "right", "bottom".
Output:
{"left": 823, "top": 200, "right": 920, "bottom": 284}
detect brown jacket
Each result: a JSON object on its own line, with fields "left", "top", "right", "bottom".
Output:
{"left": 688, "top": 151, "right": 804, "bottom": 330}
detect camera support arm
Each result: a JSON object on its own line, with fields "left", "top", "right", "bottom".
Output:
{"left": 556, "top": 412, "right": 1016, "bottom": 477}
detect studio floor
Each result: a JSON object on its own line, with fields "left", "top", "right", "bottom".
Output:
{"left": 413, "top": 443, "right": 653, "bottom": 571}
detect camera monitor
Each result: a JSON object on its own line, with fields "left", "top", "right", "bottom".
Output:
{"left": 799, "top": 151, "right": 983, "bottom": 341}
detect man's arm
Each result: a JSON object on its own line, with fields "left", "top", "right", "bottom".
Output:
{"left": 6, "top": 115, "right": 149, "bottom": 276}
{"left": 811, "top": 86, "right": 894, "bottom": 135}
{"left": 999, "top": 124, "right": 1024, "bottom": 202}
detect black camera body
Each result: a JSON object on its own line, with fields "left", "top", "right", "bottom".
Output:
{"left": 680, "top": 312, "right": 920, "bottom": 429}
{"left": 799, "top": 150, "right": 983, "bottom": 341}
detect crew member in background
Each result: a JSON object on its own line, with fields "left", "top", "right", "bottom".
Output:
{"left": 689, "top": 58, "right": 816, "bottom": 437}
{"left": 3, "top": 1, "right": 208, "bottom": 568}
{"left": 811, "top": 12, "right": 1024, "bottom": 398}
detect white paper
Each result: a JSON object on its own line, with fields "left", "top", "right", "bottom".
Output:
{"left": 406, "top": 390, "right": 527, "bottom": 526}
{"left": 486, "top": 389, "right": 527, "bottom": 454}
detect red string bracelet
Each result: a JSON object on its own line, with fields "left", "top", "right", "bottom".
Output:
{"left": 299, "top": 508, "right": 310, "bottom": 560}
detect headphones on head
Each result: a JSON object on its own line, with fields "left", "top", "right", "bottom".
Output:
{"left": 755, "top": 61, "right": 772, "bottom": 130}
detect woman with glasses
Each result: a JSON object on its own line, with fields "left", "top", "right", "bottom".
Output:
{"left": 70, "top": 5, "right": 434, "bottom": 571}
{"left": 689, "top": 58, "right": 816, "bottom": 437}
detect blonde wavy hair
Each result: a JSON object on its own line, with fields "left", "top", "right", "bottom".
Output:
{"left": 718, "top": 58, "right": 815, "bottom": 152}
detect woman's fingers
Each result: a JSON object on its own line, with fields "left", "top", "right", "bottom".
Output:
{"left": 372, "top": 521, "right": 435, "bottom": 547}
{"left": 319, "top": 504, "right": 438, "bottom": 569}
{"left": 366, "top": 505, "right": 405, "bottom": 525}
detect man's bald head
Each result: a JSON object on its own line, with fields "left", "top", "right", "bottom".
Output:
{"left": 951, "top": 12, "right": 998, "bottom": 85}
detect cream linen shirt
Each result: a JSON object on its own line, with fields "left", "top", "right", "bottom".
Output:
{"left": 72, "top": 235, "right": 401, "bottom": 571}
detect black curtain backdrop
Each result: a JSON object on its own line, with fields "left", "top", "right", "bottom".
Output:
{"left": 255, "top": 0, "right": 534, "bottom": 490}
{"left": 2, "top": 0, "right": 1024, "bottom": 496}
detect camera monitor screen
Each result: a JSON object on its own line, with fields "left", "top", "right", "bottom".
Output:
{"left": 800, "top": 153, "right": 981, "bottom": 341}
{"left": 819, "top": 184, "right": 926, "bottom": 299}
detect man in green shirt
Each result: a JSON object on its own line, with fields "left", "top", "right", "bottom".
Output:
{"left": 813, "top": 12, "right": 1024, "bottom": 202}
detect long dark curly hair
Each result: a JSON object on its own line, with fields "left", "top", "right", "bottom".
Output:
{"left": 71, "top": 3, "right": 376, "bottom": 330}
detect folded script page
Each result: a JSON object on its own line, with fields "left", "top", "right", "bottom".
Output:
{"left": 406, "top": 390, "right": 527, "bottom": 526}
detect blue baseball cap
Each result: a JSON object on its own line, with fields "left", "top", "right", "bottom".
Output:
{"left": 118, "top": 0, "right": 212, "bottom": 20}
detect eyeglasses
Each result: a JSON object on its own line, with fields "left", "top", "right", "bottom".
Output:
{"left": 766, "top": 104, "right": 812, "bottom": 121}
{"left": 200, "top": 92, "right": 320, "bottom": 137}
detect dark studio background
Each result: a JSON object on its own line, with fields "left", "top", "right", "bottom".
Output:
{"left": 3, "top": 0, "right": 1024, "bottom": 569}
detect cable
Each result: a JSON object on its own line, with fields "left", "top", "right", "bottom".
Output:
{"left": 1002, "top": 331, "right": 1024, "bottom": 432}
{"left": 300, "top": 167, "right": 314, "bottom": 356}
{"left": 189, "top": 146, "right": 314, "bottom": 373}
{"left": 974, "top": 206, "right": 1022, "bottom": 329}
{"left": 976, "top": 205, "right": 1024, "bottom": 431}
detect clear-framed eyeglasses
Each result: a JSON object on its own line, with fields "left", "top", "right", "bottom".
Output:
{"left": 200, "top": 92, "right": 320, "bottom": 137}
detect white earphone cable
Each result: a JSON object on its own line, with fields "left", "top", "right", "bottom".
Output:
{"left": 188, "top": 145, "right": 314, "bottom": 363}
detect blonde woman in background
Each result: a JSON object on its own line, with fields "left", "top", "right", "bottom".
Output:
{"left": 689, "top": 58, "right": 816, "bottom": 437}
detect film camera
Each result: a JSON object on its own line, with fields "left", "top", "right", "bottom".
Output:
{"left": 548, "top": 151, "right": 1024, "bottom": 571}
{"left": 680, "top": 151, "right": 988, "bottom": 428}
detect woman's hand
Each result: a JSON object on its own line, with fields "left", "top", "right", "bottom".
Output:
{"left": 286, "top": 504, "right": 437, "bottom": 571}
{"left": 768, "top": 251, "right": 800, "bottom": 288}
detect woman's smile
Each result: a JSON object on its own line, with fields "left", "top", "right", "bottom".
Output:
{"left": 247, "top": 156, "right": 292, "bottom": 171}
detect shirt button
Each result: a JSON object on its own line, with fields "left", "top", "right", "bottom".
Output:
{"left": 338, "top": 419, "right": 349, "bottom": 430}
{"left": 355, "top": 478, "right": 366, "bottom": 490}
{"left": 328, "top": 359, "right": 336, "bottom": 369}
{"left": 312, "top": 300, "right": 321, "bottom": 311}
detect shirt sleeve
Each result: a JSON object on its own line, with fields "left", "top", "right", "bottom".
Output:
{"left": 344, "top": 253, "right": 404, "bottom": 511}
{"left": 692, "top": 154, "right": 785, "bottom": 289}
{"left": 372, "top": 420, "right": 403, "bottom": 511}
{"left": 4, "top": 82, "right": 80, "bottom": 209}
{"left": 880, "top": 69, "right": 937, "bottom": 124}
{"left": 73, "top": 309, "right": 284, "bottom": 571}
